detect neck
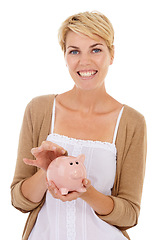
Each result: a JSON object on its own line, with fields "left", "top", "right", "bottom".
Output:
{"left": 69, "top": 85, "right": 109, "bottom": 114}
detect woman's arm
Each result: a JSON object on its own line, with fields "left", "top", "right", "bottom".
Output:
{"left": 11, "top": 100, "right": 40, "bottom": 212}
{"left": 97, "top": 114, "right": 147, "bottom": 230}
{"left": 80, "top": 185, "right": 114, "bottom": 215}
{"left": 11, "top": 95, "right": 66, "bottom": 212}
{"left": 21, "top": 169, "right": 47, "bottom": 203}
{"left": 22, "top": 141, "right": 68, "bottom": 203}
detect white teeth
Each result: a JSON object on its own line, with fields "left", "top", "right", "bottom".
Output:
{"left": 78, "top": 71, "right": 97, "bottom": 77}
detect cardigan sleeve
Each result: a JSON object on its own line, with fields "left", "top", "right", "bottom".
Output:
{"left": 10, "top": 100, "right": 42, "bottom": 213}
{"left": 97, "top": 113, "right": 147, "bottom": 230}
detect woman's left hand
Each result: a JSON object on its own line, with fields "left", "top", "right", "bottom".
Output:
{"left": 46, "top": 178, "right": 91, "bottom": 202}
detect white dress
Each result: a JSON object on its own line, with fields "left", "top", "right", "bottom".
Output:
{"left": 28, "top": 98, "right": 127, "bottom": 240}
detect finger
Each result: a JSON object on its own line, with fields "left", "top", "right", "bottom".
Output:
{"left": 46, "top": 179, "right": 57, "bottom": 188}
{"left": 82, "top": 178, "right": 91, "bottom": 189}
{"left": 37, "top": 141, "right": 68, "bottom": 156}
{"left": 30, "top": 143, "right": 56, "bottom": 156}
{"left": 23, "top": 158, "right": 38, "bottom": 167}
{"left": 41, "top": 141, "right": 57, "bottom": 151}
{"left": 46, "top": 180, "right": 79, "bottom": 201}
{"left": 60, "top": 191, "right": 80, "bottom": 202}
{"left": 47, "top": 180, "right": 60, "bottom": 198}
{"left": 31, "top": 147, "right": 43, "bottom": 155}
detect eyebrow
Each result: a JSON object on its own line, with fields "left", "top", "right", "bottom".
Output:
{"left": 90, "top": 43, "right": 104, "bottom": 48}
{"left": 67, "top": 43, "right": 104, "bottom": 49}
{"left": 67, "top": 46, "right": 80, "bottom": 49}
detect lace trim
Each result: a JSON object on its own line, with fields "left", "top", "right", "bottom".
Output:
{"left": 47, "top": 133, "right": 116, "bottom": 155}
{"left": 47, "top": 133, "right": 115, "bottom": 146}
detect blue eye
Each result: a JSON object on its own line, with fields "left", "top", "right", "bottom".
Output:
{"left": 70, "top": 50, "right": 79, "bottom": 55}
{"left": 92, "top": 48, "right": 101, "bottom": 53}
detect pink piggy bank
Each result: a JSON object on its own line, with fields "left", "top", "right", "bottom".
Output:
{"left": 47, "top": 154, "right": 87, "bottom": 195}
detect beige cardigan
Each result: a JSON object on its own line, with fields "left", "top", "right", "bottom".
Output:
{"left": 11, "top": 94, "right": 147, "bottom": 240}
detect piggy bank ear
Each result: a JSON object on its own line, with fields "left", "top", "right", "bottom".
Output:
{"left": 77, "top": 154, "right": 85, "bottom": 163}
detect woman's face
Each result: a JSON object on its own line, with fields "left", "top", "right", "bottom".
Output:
{"left": 65, "top": 31, "right": 114, "bottom": 91}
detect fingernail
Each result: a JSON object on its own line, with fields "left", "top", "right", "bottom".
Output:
{"left": 31, "top": 148, "right": 35, "bottom": 153}
{"left": 34, "top": 146, "right": 42, "bottom": 152}
{"left": 61, "top": 149, "right": 66, "bottom": 155}
{"left": 84, "top": 180, "right": 88, "bottom": 185}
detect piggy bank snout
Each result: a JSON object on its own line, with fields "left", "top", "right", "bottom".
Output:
{"left": 70, "top": 168, "right": 84, "bottom": 179}
{"left": 69, "top": 162, "right": 85, "bottom": 179}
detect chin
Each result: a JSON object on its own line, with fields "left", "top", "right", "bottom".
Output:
{"left": 72, "top": 74, "right": 105, "bottom": 92}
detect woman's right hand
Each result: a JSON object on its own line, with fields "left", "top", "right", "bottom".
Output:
{"left": 23, "top": 141, "right": 68, "bottom": 171}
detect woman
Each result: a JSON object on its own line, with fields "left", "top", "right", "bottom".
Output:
{"left": 11, "top": 11, "right": 147, "bottom": 240}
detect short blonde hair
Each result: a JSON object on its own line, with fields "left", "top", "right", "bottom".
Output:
{"left": 58, "top": 11, "right": 114, "bottom": 56}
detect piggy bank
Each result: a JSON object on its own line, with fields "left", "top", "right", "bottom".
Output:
{"left": 47, "top": 154, "right": 87, "bottom": 195}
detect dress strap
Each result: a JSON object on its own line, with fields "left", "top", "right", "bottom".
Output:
{"left": 50, "top": 97, "right": 56, "bottom": 134}
{"left": 112, "top": 106, "right": 124, "bottom": 144}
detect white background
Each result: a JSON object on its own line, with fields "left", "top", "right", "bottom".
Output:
{"left": 0, "top": 0, "right": 160, "bottom": 239}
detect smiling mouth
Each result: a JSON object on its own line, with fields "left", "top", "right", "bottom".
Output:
{"left": 77, "top": 70, "right": 98, "bottom": 77}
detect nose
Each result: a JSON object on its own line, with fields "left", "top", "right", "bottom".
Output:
{"left": 70, "top": 169, "right": 83, "bottom": 179}
{"left": 79, "top": 52, "right": 92, "bottom": 66}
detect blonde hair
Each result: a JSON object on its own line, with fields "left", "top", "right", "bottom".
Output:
{"left": 58, "top": 11, "right": 114, "bottom": 56}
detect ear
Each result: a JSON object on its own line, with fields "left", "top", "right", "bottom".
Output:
{"left": 110, "top": 45, "right": 114, "bottom": 65}
{"left": 77, "top": 154, "right": 85, "bottom": 163}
